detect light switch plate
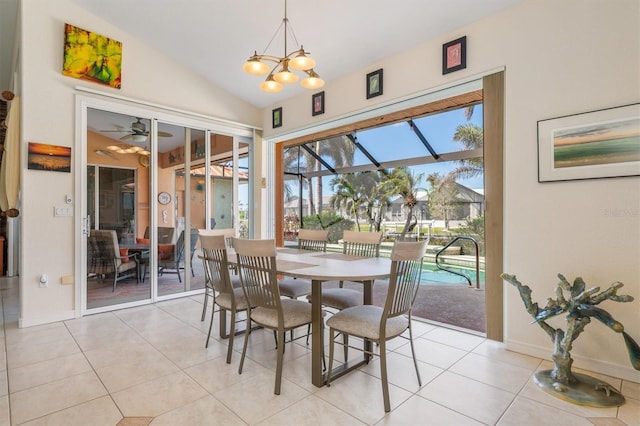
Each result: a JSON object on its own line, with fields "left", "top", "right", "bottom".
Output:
{"left": 54, "top": 206, "right": 73, "bottom": 217}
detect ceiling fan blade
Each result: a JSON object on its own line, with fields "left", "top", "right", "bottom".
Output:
{"left": 158, "top": 131, "right": 173, "bottom": 137}
{"left": 120, "top": 134, "right": 133, "bottom": 141}
{"left": 100, "top": 130, "right": 130, "bottom": 133}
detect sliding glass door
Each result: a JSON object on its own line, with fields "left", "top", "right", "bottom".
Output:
{"left": 82, "top": 102, "right": 253, "bottom": 314}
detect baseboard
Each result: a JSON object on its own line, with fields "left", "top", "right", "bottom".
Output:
{"left": 506, "top": 339, "right": 640, "bottom": 384}
{"left": 19, "top": 310, "right": 77, "bottom": 328}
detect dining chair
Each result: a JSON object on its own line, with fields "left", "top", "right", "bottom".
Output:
{"left": 87, "top": 229, "right": 139, "bottom": 291}
{"left": 278, "top": 228, "right": 329, "bottom": 299}
{"left": 233, "top": 237, "right": 313, "bottom": 395}
{"left": 200, "top": 234, "right": 249, "bottom": 363}
{"left": 319, "top": 230, "right": 383, "bottom": 310}
{"left": 200, "top": 228, "right": 237, "bottom": 322}
{"left": 326, "top": 239, "right": 427, "bottom": 412}
{"left": 278, "top": 228, "right": 329, "bottom": 344}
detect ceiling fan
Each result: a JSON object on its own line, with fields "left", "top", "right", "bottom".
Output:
{"left": 100, "top": 117, "right": 173, "bottom": 141}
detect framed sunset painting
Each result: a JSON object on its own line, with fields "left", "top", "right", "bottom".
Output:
{"left": 28, "top": 143, "right": 72, "bottom": 173}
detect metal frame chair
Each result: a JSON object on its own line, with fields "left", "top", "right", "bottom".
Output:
{"left": 200, "top": 234, "right": 249, "bottom": 363}
{"left": 200, "top": 228, "right": 237, "bottom": 322}
{"left": 278, "top": 228, "right": 329, "bottom": 299}
{"left": 233, "top": 237, "right": 312, "bottom": 395}
{"left": 319, "top": 230, "right": 383, "bottom": 310}
{"left": 158, "top": 228, "right": 198, "bottom": 282}
{"left": 326, "top": 240, "right": 427, "bottom": 412}
{"left": 87, "top": 229, "right": 139, "bottom": 292}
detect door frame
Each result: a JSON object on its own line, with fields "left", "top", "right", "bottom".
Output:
{"left": 75, "top": 94, "right": 256, "bottom": 317}
{"left": 267, "top": 72, "right": 504, "bottom": 340}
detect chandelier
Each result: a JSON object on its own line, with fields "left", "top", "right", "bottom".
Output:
{"left": 243, "top": 0, "right": 324, "bottom": 93}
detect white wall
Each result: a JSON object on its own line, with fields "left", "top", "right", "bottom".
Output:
{"left": 18, "top": 0, "right": 260, "bottom": 325}
{"left": 264, "top": 0, "right": 640, "bottom": 381}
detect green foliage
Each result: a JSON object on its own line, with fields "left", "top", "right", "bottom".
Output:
{"left": 302, "top": 212, "right": 355, "bottom": 243}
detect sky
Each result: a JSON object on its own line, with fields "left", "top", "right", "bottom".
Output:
{"left": 244, "top": 104, "right": 485, "bottom": 209}
{"left": 307, "top": 104, "right": 485, "bottom": 198}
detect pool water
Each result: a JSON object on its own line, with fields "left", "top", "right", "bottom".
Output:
{"left": 420, "top": 263, "right": 485, "bottom": 285}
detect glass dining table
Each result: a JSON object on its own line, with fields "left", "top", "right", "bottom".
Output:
{"left": 226, "top": 247, "right": 393, "bottom": 387}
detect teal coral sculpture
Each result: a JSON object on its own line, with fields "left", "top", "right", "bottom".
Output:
{"left": 501, "top": 273, "right": 640, "bottom": 407}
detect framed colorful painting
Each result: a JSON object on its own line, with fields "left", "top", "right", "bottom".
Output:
{"left": 537, "top": 103, "right": 640, "bottom": 182}
{"left": 442, "top": 36, "right": 466, "bottom": 75}
{"left": 272, "top": 107, "right": 283, "bottom": 128}
{"left": 62, "top": 23, "right": 122, "bottom": 89}
{"left": 312, "top": 91, "right": 325, "bottom": 116}
{"left": 366, "top": 69, "right": 383, "bottom": 99}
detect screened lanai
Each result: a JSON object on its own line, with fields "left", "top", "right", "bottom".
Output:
{"left": 280, "top": 100, "right": 487, "bottom": 334}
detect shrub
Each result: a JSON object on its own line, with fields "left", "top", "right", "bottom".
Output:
{"left": 302, "top": 213, "right": 355, "bottom": 243}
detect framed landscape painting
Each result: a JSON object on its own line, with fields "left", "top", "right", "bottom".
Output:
{"left": 537, "top": 103, "right": 640, "bottom": 182}
{"left": 28, "top": 142, "right": 71, "bottom": 173}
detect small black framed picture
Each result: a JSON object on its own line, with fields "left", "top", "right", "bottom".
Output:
{"left": 366, "top": 69, "right": 383, "bottom": 99}
{"left": 312, "top": 91, "right": 325, "bottom": 116}
{"left": 272, "top": 107, "right": 282, "bottom": 128}
{"left": 442, "top": 36, "right": 467, "bottom": 75}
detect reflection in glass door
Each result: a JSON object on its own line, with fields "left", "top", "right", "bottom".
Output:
{"left": 84, "top": 104, "right": 254, "bottom": 312}
{"left": 86, "top": 109, "right": 152, "bottom": 310}
{"left": 157, "top": 124, "right": 205, "bottom": 297}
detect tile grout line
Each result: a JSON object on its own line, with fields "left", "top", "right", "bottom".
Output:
{"left": 1, "top": 282, "right": 12, "bottom": 425}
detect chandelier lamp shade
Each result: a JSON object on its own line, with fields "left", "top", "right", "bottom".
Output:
{"left": 243, "top": 0, "right": 324, "bottom": 93}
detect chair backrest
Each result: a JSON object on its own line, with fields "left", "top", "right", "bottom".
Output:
{"left": 297, "top": 229, "right": 329, "bottom": 252}
{"left": 87, "top": 229, "right": 120, "bottom": 273}
{"left": 173, "top": 230, "right": 186, "bottom": 262}
{"left": 199, "top": 234, "right": 233, "bottom": 294}
{"left": 232, "top": 238, "right": 282, "bottom": 313}
{"left": 383, "top": 240, "right": 427, "bottom": 321}
{"left": 144, "top": 226, "right": 175, "bottom": 244}
{"left": 199, "top": 228, "right": 235, "bottom": 247}
{"left": 342, "top": 230, "right": 383, "bottom": 257}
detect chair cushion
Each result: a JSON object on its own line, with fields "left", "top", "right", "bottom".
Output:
{"left": 278, "top": 277, "right": 312, "bottom": 298}
{"left": 251, "top": 299, "right": 311, "bottom": 330}
{"left": 326, "top": 305, "right": 408, "bottom": 340}
{"left": 216, "top": 288, "right": 251, "bottom": 311}
{"left": 119, "top": 248, "right": 130, "bottom": 263}
{"left": 136, "top": 238, "right": 150, "bottom": 244}
{"left": 158, "top": 244, "right": 174, "bottom": 260}
{"left": 117, "top": 259, "right": 138, "bottom": 273}
{"left": 318, "top": 288, "right": 363, "bottom": 310}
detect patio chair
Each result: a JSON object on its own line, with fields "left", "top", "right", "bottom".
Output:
{"left": 326, "top": 239, "right": 427, "bottom": 412}
{"left": 143, "top": 226, "right": 175, "bottom": 243}
{"left": 200, "top": 234, "right": 250, "bottom": 363}
{"left": 233, "top": 237, "right": 312, "bottom": 395}
{"left": 87, "top": 229, "right": 139, "bottom": 292}
{"left": 158, "top": 228, "right": 198, "bottom": 282}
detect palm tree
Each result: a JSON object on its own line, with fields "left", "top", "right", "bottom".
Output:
{"left": 378, "top": 166, "right": 425, "bottom": 238}
{"left": 283, "top": 146, "right": 315, "bottom": 215}
{"left": 329, "top": 172, "right": 377, "bottom": 231}
{"left": 450, "top": 123, "right": 484, "bottom": 179}
{"left": 312, "top": 136, "right": 356, "bottom": 214}
{"left": 283, "top": 137, "right": 356, "bottom": 217}
{"left": 449, "top": 106, "right": 484, "bottom": 181}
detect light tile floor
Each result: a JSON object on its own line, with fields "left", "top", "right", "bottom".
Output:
{"left": 0, "top": 276, "right": 638, "bottom": 425}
